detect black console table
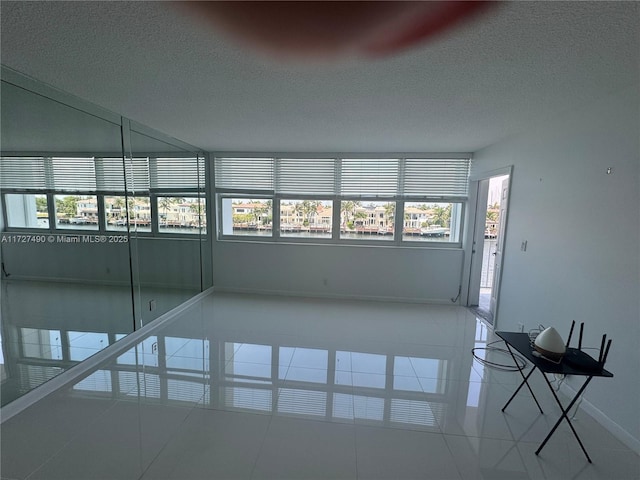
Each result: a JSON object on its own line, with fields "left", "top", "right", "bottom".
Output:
{"left": 495, "top": 331, "right": 613, "bottom": 463}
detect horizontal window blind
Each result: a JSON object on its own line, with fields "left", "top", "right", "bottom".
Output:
{"left": 340, "top": 159, "right": 399, "bottom": 197}
{"left": 152, "top": 157, "right": 205, "bottom": 190}
{"left": 0, "top": 157, "right": 47, "bottom": 190}
{"left": 2, "top": 156, "right": 203, "bottom": 193}
{"left": 277, "top": 158, "right": 335, "bottom": 195}
{"left": 51, "top": 157, "right": 97, "bottom": 191}
{"left": 95, "top": 158, "right": 126, "bottom": 192}
{"left": 95, "top": 158, "right": 150, "bottom": 192}
{"left": 403, "top": 158, "right": 470, "bottom": 197}
{"left": 215, "top": 157, "right": 274, "bottom": 192}
{"left": 213, "top": 157, "right": 470, "bottom": 198}
{"left": 124, "top": 158, "right": 150, "bottom": 192}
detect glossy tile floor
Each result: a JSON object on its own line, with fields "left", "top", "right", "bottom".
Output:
{"left": 1, "top": 293, "right": 638, "bottom": 479}
{"left": 0, "top": 280, "right": 200, "bottom": 406}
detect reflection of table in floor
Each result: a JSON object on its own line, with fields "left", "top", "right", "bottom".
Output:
{"left": 496, "top": 331, "right": 613, "bottom": 463}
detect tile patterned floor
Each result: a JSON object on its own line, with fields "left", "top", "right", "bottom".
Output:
{"left": 1, "top": 293, "right": 638, "bottom": 479}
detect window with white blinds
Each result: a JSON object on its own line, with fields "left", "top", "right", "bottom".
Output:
{"left": 95, "top": 158, "right": 126, "bottom": 192}
{"left": 340, "top": 159, "right": 398, "bottom": 197}
{"left": 1, "top": 156, "right": 204, "bottom": 193}
{"left": 214, "top": 157, "right": 470, "bottom": 198}
{"left": 50, "top": 157, "right": 97, "bottom": 191}
{"left": 403, "top": 158, "right": 470, "bottom": 198}
{"left": 0, "top": 157, "right": 47, "bottom": 190}
{"left": 277, "top": 158, "right": 336, "bottom": 195}
{"left": 152, "top": 157, "right": 205, "bottom": 191}
{"left": 215, "top": 157, "right": 274, "bottom": 192}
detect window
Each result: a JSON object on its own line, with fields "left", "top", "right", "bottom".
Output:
{"left": 68, "top": 332, "right": 109, "bottom": 361}
{"left": 5, "top": 193, "right": 49, "bottom": 228}
{"left": 21, "top": 328, "right": 62, "bottom": 360}
{"left": 55, "top": 195, "right": 98, "bottom": 230}
{"left": 402, "top": 202, "right": 462, "bottom": 243}
{"left": 158, "top": 196, "right": 206, "bottom": 234}
{"left": 280, "top": 200, "right": 332, "bottom": 238}
{"left": 214, "top": 156, "right": 470, "bottom": 246}
{"left": 220, "top": 197, "right": 272, "bottom": 237}
{"left": 1, "top": 156, "right": 207, "bottom": 237}
{"left": 340, "top": 201, "right": 395, "bottom": 241}
{"left": 105, "top": 196, "right": 151, "bottom": 232}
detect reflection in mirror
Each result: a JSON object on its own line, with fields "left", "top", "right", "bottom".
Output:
{"left": 0, "top": 280, "right": 139, "bottom": 405}
{"left": 0, "top": 76, "right": 210, "bottom": 407}
{"left": 127, "top": 126, "right": 209, "bottom": 328}
{"left": 0, "top": 79, "right": 132, "bottom": 406}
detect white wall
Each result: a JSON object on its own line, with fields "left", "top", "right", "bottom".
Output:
{"left": 472, "top": 84, "right": 640, "bottom": 447}
{"left": 213, "top": 241, "right": 464, "bottom": 303}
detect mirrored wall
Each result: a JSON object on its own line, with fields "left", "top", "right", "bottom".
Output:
{"left": 0, "top": 68, "right": 212, "bottom": 406}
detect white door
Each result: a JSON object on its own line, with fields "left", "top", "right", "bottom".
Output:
{"left": 489, "top": 177, "right": 509, "bottom": 316}
{"left": 467, "top": 179, "right": 489, "bottom": 307}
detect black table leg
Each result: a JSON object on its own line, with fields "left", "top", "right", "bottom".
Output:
{"left": 536, "top": 375, "right": 594, "bottom": 463}
{"left": 501, "top": 342, "right": 544, "bottom": 414}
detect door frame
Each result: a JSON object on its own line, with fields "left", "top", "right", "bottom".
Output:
{"left": 462, "top": 165, "right": 513, "bottom": 328}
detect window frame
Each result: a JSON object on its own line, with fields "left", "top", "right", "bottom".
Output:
{"left": 214, "top": 155, "right": 470, "bottom": 248}
{"left": 278, "top": 197, "right": 335, "bottom": 241}
{"left": 216, "top": 192, "right": 275, "bottom": 240}
{"left": 218, "top": 195, "right": 465, "bottom": 248}
{"left": 1, "top": 155, "right": 208, "bottom": 240}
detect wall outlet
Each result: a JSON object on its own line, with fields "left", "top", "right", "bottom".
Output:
{"left": 149, "top": 299, "right": 156, "bottom": 311}
{"left": 521, "top": 240, "right": 528, "bottom": 251}
{"left": 517, "top": 323, "right": 525, "bottom": 333}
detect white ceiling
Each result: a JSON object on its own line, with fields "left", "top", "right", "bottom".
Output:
{"left": 1, "top": 1, "right": 638, "bottom": 153}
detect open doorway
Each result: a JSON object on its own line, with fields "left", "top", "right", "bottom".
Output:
{"left": 467, "top": 171, "right": 511, "bottom": 326}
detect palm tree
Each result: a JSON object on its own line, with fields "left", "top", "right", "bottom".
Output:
{"left": 301, "top": 200, "right": 321, "bottom": 231}
{"left": 404, "top": 212, "right": 411, "bottom": 231}
{"left": 340, "top": 200, "right": 361, "bottom": 230}
{"left": 251, "top": 200, "right": 271, "bottom": 227}
{"left": 354, "top": 211, "right": 368, "bottom": 230}
{"left": 383, "top": 202, "right": 395, "bottom": 230}
{"left": 189, "top": 200, "right": 206, "bottom": 228}
{"left": 430, "top": 205, "right": 451, "bottom": 228}
{"left": 159, "top": 197, "right": 178, "bottom": 227}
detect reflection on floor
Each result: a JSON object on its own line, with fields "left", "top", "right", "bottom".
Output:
{"left": 1, "top": 293, "right": 637, "bottom": 479}
{"left": 469, "top": 288, "right": 493, "bottom": 326}
{"left": 0, "top": 280, "right": 199, "bottom": 406}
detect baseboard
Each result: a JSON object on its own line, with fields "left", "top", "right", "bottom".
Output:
{"left": 0, "top": 287, "right": 215, "bottom": 423}
{"left": 559, "top": 382, "right": 640, "bottom": 455}
{"left": 3, "top": 274, "right": 129, "bottom": 287}
{"left": 212, "top": 285, "right": 454, "bottom": 305}
{"left": 2, "top": 275, "right": 200, "bottom": 291}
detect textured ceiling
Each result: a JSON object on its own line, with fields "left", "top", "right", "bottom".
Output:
{"left": 1, "top": 1, "right": 638, "bottom": 153}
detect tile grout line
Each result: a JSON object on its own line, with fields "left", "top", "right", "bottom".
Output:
{"left": 248, "top": 346, "right": 294, "bottom": 479}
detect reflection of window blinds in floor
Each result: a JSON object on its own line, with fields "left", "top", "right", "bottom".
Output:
{"left": 73, "top": 369, "right": 112, "bottom": 393}
{"left": 224, "top": 386, "right": 272, "bottom": 412}
{"left": 19, "top": 364, "right": 64, "bottom": 391}
{"left": 119, "top": 371, "right": 139, "bottom": 396}
{"left": 142, "top": 373, "right": 161, "bottom": 399}
{"left": 353, "top": 395, "right": 385, "bottom": 420}
{"left": 167, "top": 379, "right": 205, "bottom": 404}
{"left": 332, "top": 393, "right": 355, "bottom": 419}
{"left": 278, "top": 389, "right": 326, "bottom": 417}
{"left": 390, "top": 399, "right": 443, "bottom": 427}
